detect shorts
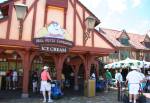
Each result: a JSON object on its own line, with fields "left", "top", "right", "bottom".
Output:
{"left": 12, "top": 76, "right": 18, "bottom": 82}
{"left": 40, "top": 81, "right": 51, "bottom": 92}
{"left": 6, "top": 77, "right": 11, "bottom": 81}
{"left": 33, "top": 81, "right": 37, "bottom": 88}
{"left": 106, "top": 79, "right": 112, "bottom": 85}
{"left": 129, "top": 84, "right": 139, "bottom": 95}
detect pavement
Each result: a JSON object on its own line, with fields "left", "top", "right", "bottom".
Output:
{"left": 0, "top": 89, "right": 149, "bottom": 103}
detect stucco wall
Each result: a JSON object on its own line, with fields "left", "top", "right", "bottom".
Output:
{"left": 66, "top": 0, "right": 73, "bottom": 41}
{"left": 34, "top": 0, "right": 46, "bottom": 38}
{"left": 94, "top": 32, "right": 113, "bottom": 49}
{"left": 0, "top": 0, "right": 114, "bottom": 51}
{"left": 22, "top": 0, "right": 34, "bottom": 41}
{"left": 0, "top": 21, "right": 8, "bottom": 39}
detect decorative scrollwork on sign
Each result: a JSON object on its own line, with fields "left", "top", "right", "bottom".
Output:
{"left": 83, "top": 29, "right": 91, "bottom": 45}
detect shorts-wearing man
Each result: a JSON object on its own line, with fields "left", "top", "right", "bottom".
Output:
{"left": 126, "top": 66, "right": 145, "bottom": 103}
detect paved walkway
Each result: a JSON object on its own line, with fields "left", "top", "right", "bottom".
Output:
{"left": 0, "top": 90, "right": 121, "bottom": 103}
{"left": 0, "top": 90, "right": 149, "bottom": 103}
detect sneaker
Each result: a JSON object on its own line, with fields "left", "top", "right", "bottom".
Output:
{"left": 48, "top": 99, "right": 53, "bottom": 103}
{"left": 43, "top": 100, "right": 46, "bottom": 103}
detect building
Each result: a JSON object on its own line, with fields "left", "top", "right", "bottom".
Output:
{"left": 99, "top": 28, "right": 150, "bottom": 64}
{"left": 0, "top": 0, "right": 115, "bottom": 97}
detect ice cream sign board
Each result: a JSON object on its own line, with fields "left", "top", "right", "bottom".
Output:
{"left": 33, "top": 21, "right": 74, "bottom": 53}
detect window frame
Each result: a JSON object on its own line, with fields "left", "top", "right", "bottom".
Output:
{"left": 0, "top": 1, "right": 10, "bottom": 22}
{"left": 120, "top": 38, "right": 129, "bottom": 46}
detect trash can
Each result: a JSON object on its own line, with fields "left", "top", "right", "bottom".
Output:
{"left": 84, "top": 79, "right": 96, "bottom": 97}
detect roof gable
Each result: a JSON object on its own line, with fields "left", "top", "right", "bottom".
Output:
{"left": 118, "top": 30, "right": 130, "bottom": 39}
{"left": 100, "top": 28, "right": 149, "bottom": 50}
{"left": 144, "top": 34, "right": 150, "bottom": 42}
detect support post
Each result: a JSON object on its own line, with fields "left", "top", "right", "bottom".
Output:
{"left": 21, "top": 50, "right": 30, "bottom": 98}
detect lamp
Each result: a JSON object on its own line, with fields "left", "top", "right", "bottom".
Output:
{"left": 14, "top": 4, "right": 28, "bottom": 20}
{"left": 14, "top": 4, "right": 28, "bottom": 39}
{"left": 85, "top": 16, "right": 96, "bottom": 30}
{"left": 84, "top": 16, "right": 96, "bottom": 45}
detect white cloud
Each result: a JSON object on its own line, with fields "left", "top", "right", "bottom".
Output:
{"left": 79, "top": 0, "right": 149, "bottom": 35}
{"left": 107, "top": 0, "right": 127, "bottom": 14}
{"left": 128, "top": 20, "right": 150, "bottom": 34}
{"left": 131, "top": 0, "right": 141, "bottom": 8}
{"left": 79, "top": 0, "right": 102, "bottom": 9}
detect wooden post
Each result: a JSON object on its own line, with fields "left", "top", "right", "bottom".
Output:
{"left": 21, "top": 50, "right": 30, "bottom": 98}
{"left": 54, "top": 55, "right": 64, "bottom": 81}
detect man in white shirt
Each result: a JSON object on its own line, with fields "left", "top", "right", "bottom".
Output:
{"left": 115, "top": 70, "right": 123, "bottom": 87}
{"left": 12, "top": 69, "right": 18, "bottom": 90}
{"left": 126, "top": 66, "right": 145, "bottom": 103}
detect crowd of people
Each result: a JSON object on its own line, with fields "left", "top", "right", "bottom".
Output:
{"left": 104, "top": 66, "right": 150, "bottom": 103}
{"left": 4, "top": 64, "right": 149, "bottom": 103}
{"left": 6, "top": 69, "right": 18, "bottom": 90}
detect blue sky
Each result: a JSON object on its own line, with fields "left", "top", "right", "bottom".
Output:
{"left": 0, "top": 0, "right": 150, "bottom": 35}
{"left": 0, "top": 0, "right": 7, "bottom": 3}
{"left": 80, "top": 0, "right": 150, "bottom": 35}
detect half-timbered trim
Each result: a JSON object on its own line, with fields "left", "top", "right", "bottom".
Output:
{"left": 46, "top": 0, "right": 68, "bottom": 8}
{"left": 23, "top": 0, "right": 39, "bottom": 21}
{"left": 92, "top": 31, "right": 94, "bottom": 47}
{"left": 31, "top": 1, "right": 37, "bottom": 39}
{"left": 83, "top": 9, "right": 85, "bottom": 46}
{"left": 6, "top": 2, "right": 13, "bottom": 39}
{"left": 23, "top": 0, "right": 26, "bottom": 4}
{"left": 69, "top": 0, "right": 84, "bottom": 29}
{"left": 77, "top": 0, "right": 100, "bottom": 26}
{"left": 73, "top": 0, "right": 76, "bottom": 45}
{"left": 95, "top": 29, "right": 116, "bottom": 49}
{"left": 63, "top": 8, "right": 67, "bottom": 29}
{"left": 44, "top": 5, "right": 48, "bottom": 26}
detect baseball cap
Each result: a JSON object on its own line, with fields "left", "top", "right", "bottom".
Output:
{"left": 130, "top": 66, "right": 137, "bottom": 70}
{"left": 43, "top": 66, "right": 49, "bottom": 70}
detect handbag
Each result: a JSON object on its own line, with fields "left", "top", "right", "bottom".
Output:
{"left": 47, "top": 79, "right": 51, "bottom": 83}
{"left": 138, "top": 95, "right": 146, "bottom": 103}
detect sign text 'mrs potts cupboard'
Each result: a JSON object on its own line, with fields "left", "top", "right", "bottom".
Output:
{"left": 34, "top": 38, "right": 73, "bottom": 47}
{"left": 33, "top": 38, "right": 74, "bottom": 53}
{"left": 33, "top": 21, "right": 74, "bottom": 53}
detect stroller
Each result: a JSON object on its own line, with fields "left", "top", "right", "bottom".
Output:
{"left": 51, "top": 80, "right": 63, "bottom": 99}
{"left": 122, "top": 83, "right": 146, "bottom": 103}
{"left": 96, "top": 80, "right": 106, "bottom": 91}
{"left": 145, "top": 80, "right": 150, "bottom": 92}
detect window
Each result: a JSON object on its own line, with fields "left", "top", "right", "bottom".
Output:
{"left": 120, "top": 38, "right": 129, "bottom": 46}
{"left": 0, "top": 10, "right": 3, "bottom": 19}
{"left": 145, "top": 53, "right": 150, "bottom": 61}
{"left": 144, "top": 42, "right": 150, "bottom": 48}
{"left": 120, "top": 50, "right": 130, "bottom": 60}
{"left": 109, "top": 53, "right": 119, "bottom": 59}
{"left": 0, "top": 3, "right": 9, "bottom": 20}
